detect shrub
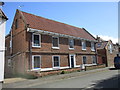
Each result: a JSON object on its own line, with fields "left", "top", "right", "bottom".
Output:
{"left": 61, "top": 70, "right": 65, "bottom": 74}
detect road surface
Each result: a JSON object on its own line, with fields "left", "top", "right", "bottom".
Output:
{"left": 3, "top": 68, "right": 120, "bottom": 89}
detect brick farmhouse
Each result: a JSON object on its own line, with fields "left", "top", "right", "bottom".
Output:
{"left": 5, "top": 9, "right": 99, "bottom": 77}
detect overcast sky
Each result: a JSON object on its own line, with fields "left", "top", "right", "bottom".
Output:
{"left": 2, "top": 2, "right": 118, "bottom": 43}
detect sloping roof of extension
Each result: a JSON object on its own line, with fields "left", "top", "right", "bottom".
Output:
{"left": 96, "top": 41, "right": 108, "bottom": 49}
{"left": 18, "top": 9, "right": 96, "bottom": 41}
{"left": 0, "top": 9, "right": 8, "bottom": 20}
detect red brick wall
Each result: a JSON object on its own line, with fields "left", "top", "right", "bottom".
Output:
{"left": 12, "top": 10, "right": 29, "bottom": 55}
{"left": 32, "top": 34, "right": 96, "bottom": 55}
{"left": 41, "top": 55, "right": 53, "bottom": 68}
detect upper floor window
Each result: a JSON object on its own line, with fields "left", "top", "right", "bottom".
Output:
{"left": 10, "top": 40, "right": 12, "bottom": 48}
{"left": 69, "top": 39, "right": 74, "bottom": 49}
{"left": 97, "top": 43, "right": 102, "bottom": 48}
{"left": 91, "top": 42, "right": 95, "bottom": 51}
{"left": 53, "top": 56, "right": 60, "bottom": 68}
{"left": 52, "top": 37, "right": 59, "bottom": 49}
{"left": 109, "top": 44, "right": 112, "bottom": 53}
{"left": 82, "top": 41, "right": 86, "bottom": 50}
{"left": 32, "top": 33, "right": 41, "bottom": 47}
{"left": 32, "top": 55, "right": 41, "bottom": 69}
{"left": 15, "top": 19, "right": 18, "bottom": 29}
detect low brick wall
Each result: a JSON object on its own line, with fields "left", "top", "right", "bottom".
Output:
{"left": 27, "top": 68, "right": 80, "bottom": 77}
{"left": 27, "top": 64, "right": 106, "bottom": 78}
{"left": 85, "top": 64, "right": 106, "bottom": 70}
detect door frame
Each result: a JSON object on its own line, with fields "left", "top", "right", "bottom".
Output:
{"left": 69, "top": 54, "right": 76, "bottom": 68}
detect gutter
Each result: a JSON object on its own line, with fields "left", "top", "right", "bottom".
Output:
{"left": 27, "top": 28, "right": 97, "bottom": 43}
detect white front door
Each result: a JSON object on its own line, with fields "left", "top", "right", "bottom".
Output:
{"left": 69, "top": 54, "right": 76, "bottom": 68}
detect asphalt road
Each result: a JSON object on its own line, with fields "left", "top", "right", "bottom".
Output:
{"left": 3, "top": 68, "right": 120, "bottom": 89}
{"left": 29, "top": 68, "right": 119, "bottom": 89}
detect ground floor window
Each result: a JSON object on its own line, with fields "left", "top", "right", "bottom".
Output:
{"left": 92, "top": 56, "right": 97, "bottom": 64}
{"left": 32, "top": 55, "right": 41, "bottom": 69}
{"left": 8, "top": 59, "right": 11, "bottom": 67}
{"left": 53, "top": 56, "right": 60, "bottom": 67}
{"left": 83, "top": 56, "right": 87, "bottom": 64}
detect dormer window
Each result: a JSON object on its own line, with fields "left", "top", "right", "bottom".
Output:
{"left": 97, "top": 43, "right": 101, "bottom": 48}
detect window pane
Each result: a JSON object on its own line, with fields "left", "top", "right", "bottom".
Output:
{"left": 92, "top": 56, "right": 96, "bottom": 64}
{"left": 82, "top": 41, "right": 86, "bottom": 49}
{"left": 83, "top": 56, "right": 87, "bottom": 64}
{"left": 34, "top": 56, "right": 40, "bottom": 68}
{"left": 53, "top": 37, "right": 58, "bottom": 47}
{"left": 91, "top": 42, "right": 95, "bottom": 50}
{"left": 8, "top": 59, "right": 11, "bottom": 67}
{"left": 109, "top": 44, "right": 112, "bottom": 53}
{"left": 34, "top": 35, "right": 40, "bottom": 46}
{"left": 54, "top": 56, "right": 59, "bottom": 67}
{"left": 69, "top": 39, "right": 74, "bottom": 48}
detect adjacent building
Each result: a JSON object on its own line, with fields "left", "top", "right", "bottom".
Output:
{"left": 0, "top": 9, "right": 8, "bottom": 82}
{"left": 96, "top": 37, "right": 118, "bottom": 67}
{"left": 5, "top": 9, "right": 98, "bottom": 77}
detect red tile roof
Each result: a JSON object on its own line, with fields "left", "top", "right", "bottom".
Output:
{"left": 0, "top": 9, "right": 8, "bottom": 20}
{"left": 19, "top": 10, "right": 96, "bottom": 41}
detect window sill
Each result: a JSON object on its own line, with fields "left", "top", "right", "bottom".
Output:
{"left": 31, "top": 68, "right": 41, "bottom": 71}
{"left": 52, "top": 47, "right": 60, "bottom": 49}
{"left": 53, "top": 67, "right": 60, "bottom": 69}
{"left": 91, "top": 49, "right": 95, "bottom": 52}
{"left": 84, "top": 64, "right": 97, "bottom": 66}
{"left": 69, "top": 48, "right": 74, "bottom": 50}
{"left": 32, "top": 46, "right": 41, "bottom": 48}
{"left": 82, "top": 49, "right": 86, "bottom": 51}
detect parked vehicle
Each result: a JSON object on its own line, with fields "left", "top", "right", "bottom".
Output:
{"left": 114, "top": 54, "right": 120, "bottom": 69}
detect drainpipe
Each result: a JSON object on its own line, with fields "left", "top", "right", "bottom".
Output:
{"left": 29, "top": 32, "right": 32, "bottom": 70}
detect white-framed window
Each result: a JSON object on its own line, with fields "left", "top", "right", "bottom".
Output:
{"left": 82, "top": 56, "right": 87, "bottom": 64}
{"left": 92, "top": 56, "right": 97, "bottom": 64}
{"left": 52, "top": 36, "right": 59, "bottom": 49}
{"left": 52, "top": 56, "right": 60, "bottom": 68}
{"left": 69, "top": 39, "right": 74, "bottom": 49}
{"left": 82, "top": 41, "right": 86, "bottom": 50}
{"left": 91, "top": 42, "right": 95, "bottom": 51}
{"left": 109, "top": 44, "right": 112, "bottom": 53}
{"left": 32, "top": 55, "right": 41, "bottom": 69}
{"left": 8, "top": 59, "right": 11, "bottom": 67}
{"left": 32, "top": 33, "right": 41, "bottom": 47}
{"left": 10, "top": 40, "right": 12, "bottom": 48}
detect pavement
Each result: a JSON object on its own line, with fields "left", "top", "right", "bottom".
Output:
{"left": 4, "top": 78, "right": 27, "bottom": 84}
{"left": 3, "top": 66, "right": 112, "bottom": 88}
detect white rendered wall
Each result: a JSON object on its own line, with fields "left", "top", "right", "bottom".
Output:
{"left": 0, "top": 19, "right": 6, "bottom": 82}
